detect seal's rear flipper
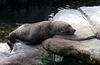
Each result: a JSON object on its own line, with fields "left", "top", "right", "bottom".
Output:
{"left": 7, "top": 40, "right": 15, "bottom": 51}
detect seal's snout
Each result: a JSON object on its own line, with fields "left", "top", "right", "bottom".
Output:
{"left": 69, "top": 27, "right": 76, "bottom": 34}
{"left": 72, "top": 28, "right": 76, "bottom": 33}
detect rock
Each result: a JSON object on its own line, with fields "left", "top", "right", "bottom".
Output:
{"left": 0, "top": 43, "right": 10, "bottom": 60}
{"left": 43, "top": 6, "right": 100, "bottom": 64}
{"left": 53, "top": 9, "right": 90, "bottom": 27}
{"left": 42, "top": 38, "right": 100, "bottom": 64}
{"left": 79, "top": 6, "right": 100, "bottom": 39}
{"left": 53, "top": 9, "right": 95, "bottom": 40}
{"left": 0, "top": 42, "right": 48, "bottom": 65}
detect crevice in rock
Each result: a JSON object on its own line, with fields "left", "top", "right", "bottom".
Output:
{"left": 53, "top": 35, "right": 95, "bottom": 41}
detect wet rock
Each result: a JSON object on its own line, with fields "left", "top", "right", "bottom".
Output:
{"left": 79, "top": 6, "right": 100, "bottom": 39}
{"left": 42, "top": 38, "right": 100, "bottom": 64}
{"left": 0, "top": 42, "right": 48, "bottom": 65}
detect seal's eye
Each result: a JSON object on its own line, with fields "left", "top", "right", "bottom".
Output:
{"left": 66, "top": 24, "right": 71, "bottom": 28}
{"left": 66, "top": 28, "right": 70, "bottom": 32}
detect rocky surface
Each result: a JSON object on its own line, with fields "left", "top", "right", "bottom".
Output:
{"left": 1, "top": 6, "right": 100, "bottom": 65}
{"left": 42, "top": 38, "right": 100, "bottom": 64}
{"left": 0, "top": 42, "right": 48, "bottom": 65}
{"left": 42, "top": 6, "right": 100, "bottom": 64}
{"left": 79, "top": 6, "right": 100, "bottom": 39}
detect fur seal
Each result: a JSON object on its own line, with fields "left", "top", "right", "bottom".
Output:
{"left": 7, "top": 21, "right": 76, "bottom": 51}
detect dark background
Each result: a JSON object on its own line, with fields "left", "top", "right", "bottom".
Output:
{"left": 0, "top": 0, "right": 99, "bottom": 23}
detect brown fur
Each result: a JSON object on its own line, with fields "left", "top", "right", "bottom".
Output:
{"left": 7, "top": 21, "right": 76, "bottom": 50}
